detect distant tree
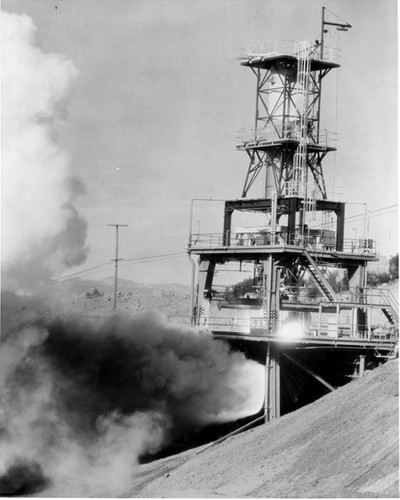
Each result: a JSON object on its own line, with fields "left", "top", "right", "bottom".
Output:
{"left": 367, "top": 271, "right": 391, "bottom": 287}
{"left": 389, "top": 253, "right": 399, "bottom": 280}
{"left": 232, "top": 276, "right": 258, "bottom": 297}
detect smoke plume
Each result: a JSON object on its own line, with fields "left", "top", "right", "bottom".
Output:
{"left": 1, "top": 303, "right": 263, "bottom": 496}
{"left": 0, "top": 10, "right": 264, "bottom": 497}
{"left": 1, "top": 11, "right": 89, "bottom": 292}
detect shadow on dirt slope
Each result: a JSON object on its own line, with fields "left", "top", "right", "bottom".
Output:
{"left": 130, "top": 358, "right": 399, "bottom": 498}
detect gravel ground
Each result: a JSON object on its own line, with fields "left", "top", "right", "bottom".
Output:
{"left": 129, "top": 358, "right": 399, "bottom": 498}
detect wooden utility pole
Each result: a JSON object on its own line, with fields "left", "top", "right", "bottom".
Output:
{"left": 108, "top": 223, "right": 128, "bottom": 311}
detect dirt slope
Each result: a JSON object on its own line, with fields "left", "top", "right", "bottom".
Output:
{"left": 47, "top": 277, "right": 191, "bottom": 321}
{"left": 130, "top": 359, "right": 399, "bottom": 498}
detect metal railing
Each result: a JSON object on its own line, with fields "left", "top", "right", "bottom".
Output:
{"left": 362, "top": 288, "right": 399, "bottom": 309}
{"left": 241, "top": 40, "right": 341, "bottom": 65}
{"left": 237, "top": 124, "right": 337, "bottom": 149}
{"left": 189, "top": 231, "right": 376, "bottom": 256}
{"left": 200, "top": 315, "right": 398, "bottom": 343}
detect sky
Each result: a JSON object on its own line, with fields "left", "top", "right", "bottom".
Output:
{"left": 2, "top": 0, "right": 398, "bottom": 286}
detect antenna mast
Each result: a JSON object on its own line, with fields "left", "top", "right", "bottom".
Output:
{"left": 320, "top": 6, "right": 352, "bottom": 59}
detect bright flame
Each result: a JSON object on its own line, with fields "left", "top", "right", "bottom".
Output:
{"left": 279, "top": 321, "right": 305, "bottom": 340}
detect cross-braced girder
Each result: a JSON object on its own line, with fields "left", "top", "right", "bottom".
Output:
{"left": 240, "top": 50, "right": 336, "bottom": 199}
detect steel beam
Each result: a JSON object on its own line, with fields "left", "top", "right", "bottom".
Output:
{"left": 283, "top": 352, "right": 335, "bottom": 391}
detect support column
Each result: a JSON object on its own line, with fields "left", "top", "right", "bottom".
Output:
{"left": 335, "top": 203, "right": 345, "bottom": 251}
{"left": 263, "top": 256, "right": 279, "bottom": 335}
{"left": 223, "top": 204, "right": 233, "bottom": 246}
{"left": 195, "top": 259, "right": 216, "bottom": 326}
{"left": 264, "top": 343, "right": 281, "bottom": 422}
{"left": 348, "top": 264, "right": 367, "bottom": 337}
{"left": 359, "top": 355, "right": 365, "bottom": 378}
{"left": 287, "top": 197, "right": 298, "bottom": 244}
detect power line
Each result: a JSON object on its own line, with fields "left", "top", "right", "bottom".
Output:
{"left": 310, "top": 204, "right": 398, "bottom": 230}
{"left": 119, "top": 253, "right": 185, "bottom": 268}
{"left": 51, "top": 264, "right": 115, "bottom": 285}
{"left": 123, "top": 251, "right": 185, "bottom": 263}
{"left": 347, "top": 204, "right": 397, "bottom": 218}
{"left": 52, "top": 251, "right": 187, "bottom": 283}
{"left": 52, "top": 262, "right": 113, "bottom": 282}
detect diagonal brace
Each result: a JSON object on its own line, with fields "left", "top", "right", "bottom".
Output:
{"left": 283, "top": 352, "right": 335, "bottom": 391}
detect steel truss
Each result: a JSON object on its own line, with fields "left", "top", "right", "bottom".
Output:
{"left": 239, "top": 51, "right": 334, "bottom": 199}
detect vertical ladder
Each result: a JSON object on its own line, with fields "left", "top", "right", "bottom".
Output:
{"left": 286, "top": 42, "right": 312, "bottom": 198}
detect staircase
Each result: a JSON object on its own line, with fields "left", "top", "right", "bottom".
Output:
{"left": 303, "top": 250, "right": 338, "bottom": 302}
{"left": 379, "top": 289, "right": 399, "bottom": 326}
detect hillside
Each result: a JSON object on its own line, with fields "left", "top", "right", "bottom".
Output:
{"left": 47, "top": 277, "right": 191, "bottom": 322}
{"left": 130, "top": 359, "right": 399, "bottom": 498}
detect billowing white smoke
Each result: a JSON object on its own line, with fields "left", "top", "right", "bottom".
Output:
{"left": 0, "top": 11, "right": 265, "bottom": 498}
{"left": 1, "top": 11, "right": 89, "bottom": 291}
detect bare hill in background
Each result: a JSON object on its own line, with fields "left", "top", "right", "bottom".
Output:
{"left": 131, "top": 359, "right": 399, "bottom": 498}
{"left": 48, "top": 277, "right": 191, "bottom": 323}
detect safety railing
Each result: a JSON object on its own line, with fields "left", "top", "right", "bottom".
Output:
{"left": 241, "top": 40, "right": 341, "bottom": 64}
{"left": 362, "top": 288, "right": 399, "bottom": 309}
{"left": 210, "top": 286, "right": 393, "bottom": 308}
{"left": 237, "top": 124, "right": 337, "bottom": 149}
{"left": 342, "top": 238, "right": 376, "bottom": 254}
{"left": 189, "top": 231, "right": 376, "bottom": 256}
{"left": 200, "top": 315, "right": 398, "bottom": 343}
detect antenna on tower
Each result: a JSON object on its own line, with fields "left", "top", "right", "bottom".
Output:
{"left": 320, "top": 6, "right": 352, "bottom": 59}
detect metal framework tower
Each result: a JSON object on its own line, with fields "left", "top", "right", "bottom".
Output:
{"left": 187, "top": 9, "right": 398, "bottom": 423}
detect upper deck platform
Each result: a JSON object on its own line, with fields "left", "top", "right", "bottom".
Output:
{"left": 188, "top": 231, "right": 377, "bottom": 264}
{"left": 239, "top": 41, "right": 341, "bottom": 71}
{"left": 236, "top": 127, "right": 337, "bottom": 152}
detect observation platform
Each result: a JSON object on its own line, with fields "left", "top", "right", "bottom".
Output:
{"left": 188, "top": 232, "right": 377, "bottom": 264}
{"left": 236, "top": 133, "right": 337, "bottom": 153}
{"left": 200, "top": 314, "right": 398, "bottom": 353}
{"left": 239, "top": 41, "right": 341, "bottom": 71}
{"left": 211, "top": 331, "right": 397, "bottom": 352}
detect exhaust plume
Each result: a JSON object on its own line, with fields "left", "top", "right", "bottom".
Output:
{"left": 1, "top": 303, "right": 263, "bottom": 496}
{"left": 0, "top": 10, "right": 264, "bottom": 497}
{"left": 1, "top": 10, "right": 89, "bottom": 292}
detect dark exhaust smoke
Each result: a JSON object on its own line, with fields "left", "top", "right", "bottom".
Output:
{"left": 0, "top": 459, "right": 50, "bottom": 496}
{"left": 1, "top": 302, "right": 263, "bottom": 496}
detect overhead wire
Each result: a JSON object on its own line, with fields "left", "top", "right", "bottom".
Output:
{"left": 52, "top": 251, "right": 187, "bottom": 283}
{"left": 308, "top": 204, "right": 398, "bottom": 231}
{"left": 51, "top": 262, "right": 113, "bottom": 282}
{"left": 52, "top": 201, "right": 397, "bottom": 283}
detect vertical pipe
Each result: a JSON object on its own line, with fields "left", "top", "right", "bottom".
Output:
{"left": 271, "top": 192, "right": 277, "bottom": 244}
{"left": 318, "top": 303, "right": 322, "bottom": 337}
{"left": 316, "top": 7, "right": 325, "bottom": 140}
{"left": 187, "top": 253, "right": 196, "bottom": 326}
{"left": 320, "top": 7, "right": 325, "bottom": 60}
{"left": 275, "top": 351, "right": 281, "bottom": 418}
{"left": 264, "top": 342, "right": 271, "bottom": 423}
{"left": 336, "top": 303, "right": 340, "bottom": 339}
{"left": 254, "top": 68, "right": 261, "bottom": 140}
{"left": 282, "top": 64, "right": 287, "bottom": 137}
{"left": 367, "top": 305, "right": 372, "bottom": 340}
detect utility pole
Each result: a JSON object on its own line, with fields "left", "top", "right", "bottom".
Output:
{"left": 108, "top": 223, "right": 128, "bottom": 311}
